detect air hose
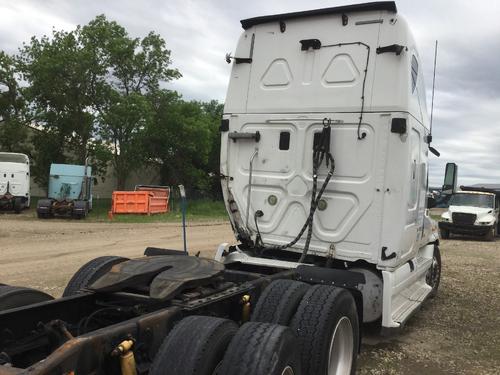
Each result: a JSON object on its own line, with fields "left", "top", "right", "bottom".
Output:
{"left": 256, "top": 118, "right": 335, "bottom": 263}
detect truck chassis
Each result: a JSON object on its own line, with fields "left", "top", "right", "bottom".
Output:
{"left": 0, "top": 192, "right": 27, "bottom": 214}
{"left": 0, "top": 248, "right": 368, "bottom": 375}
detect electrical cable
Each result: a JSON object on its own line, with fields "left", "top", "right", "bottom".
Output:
{"left": 322, "top": 42, "right": 371, "bottom": 140}
{"left": 253, "top": 42, "right": 370, "bottom": 261}
{"left": 257, "top": 119, "right": 335, "bottom": 262}
{"left": 78, "top": 307, "right": 121, "bottom": 335}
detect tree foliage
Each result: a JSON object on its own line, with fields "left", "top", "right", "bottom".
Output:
{"left": 0, "top": 52, "right": 30, "bottom": 154}
{"left": 18, "top": 24, "right": 108, "bottom": 185}
{"left": 147, "top": 92, "right": 208, "bottom": 188}
{"left": 79, "top": 15, "right": 181, "bottom": 189}
{"left": 1, "top": 15, "right": 224, "bottom": 196}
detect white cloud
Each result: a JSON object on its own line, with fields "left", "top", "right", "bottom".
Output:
{"left": 1, "top": 0, "right": 499, "bottom": 186}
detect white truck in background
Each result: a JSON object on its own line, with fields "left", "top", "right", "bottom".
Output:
{"left": 440, "top": 188, "right": 500, "bottom": 241}
{"left": 0, "top": 152, "right": 30, "bottom": 213}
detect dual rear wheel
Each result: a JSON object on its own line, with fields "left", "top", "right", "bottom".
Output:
{"left": 150, "top": 316, "right": 299, "bottom": 375}
{"left": 252, "top": 280, "right": 359, "bottom": 375}
{"left": 151, "top": 280, "right": 358, "bottom": 375}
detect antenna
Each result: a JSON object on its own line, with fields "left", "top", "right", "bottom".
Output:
{"left": 430, "top": 40, "right": 438, "bottom": 134}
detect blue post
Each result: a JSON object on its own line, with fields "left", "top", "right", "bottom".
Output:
{"left": 179, "top": 185, "right": 188, "bottom": 254}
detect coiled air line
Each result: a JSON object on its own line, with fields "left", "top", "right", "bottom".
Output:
{"left": 255, "top": 118, "right": 335, "bottom": 263}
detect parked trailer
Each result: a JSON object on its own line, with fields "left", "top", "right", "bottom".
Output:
{"left": 0, "top": 152, "right": 30, "bottom": 213}
{"left": 37, "top": 162, "right": 93, "bottom": 219}
{"left": 0, "top": 3, "right": 441, "bottom": 375}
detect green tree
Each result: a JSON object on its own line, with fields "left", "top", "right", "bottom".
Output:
{"left": 0, "top": 51, "right": 30, "bottom": 154}
{"left": 203, "top": 100, "right": 224, "bottom": 198}
{"left": 81, "top": 15, "right": 181, "bottom": 189}
{"left": 18, "top": 26, "right": 108, "bottom": 185}
{"left": 17, "top": 15, "right": 181, "bottom": 189}
{"left": 99, "top": 92, "right": 152, "bottom": 189}
{"left": 145, "top": 92, "right": 222, "bottom": 195}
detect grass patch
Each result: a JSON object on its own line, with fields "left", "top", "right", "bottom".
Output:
{"left": 89, "top": 198, "right": 228, "bottom": 223}
{"left": 15, "top": 197, "right": 228, "bottom": 223}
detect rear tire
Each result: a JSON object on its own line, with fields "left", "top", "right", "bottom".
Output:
{"left": 219, "top": 322, "right": 301, "bottom": 375}
{"left": 36, "top": 199, "right": 53, "bottom": 219}
{"left": 150, "top": 316, "right": 238, "bottom": 375}
{"left": 485, "top": 227, "right": 495, "bottom": 241}
{"left": 13, "top": 198, "right": 22, "bottom": 214}
{"left": 0, "top": 285, "right": 53, "bottom": 311}
{"left": 440, "top": 228, "right": 450, "bottom": 239}
{"left": 426, "top": 244, "right": 442, "bottom": 298}
{"left": 251, "top": 279, "right": 310, "bottom": 325}
{"left": 62, "top": 256, "right": 128, "bottom": 296}
{"left": 291, "top": 285, "right": 359, "bottom": 375}
{"left": 72, "top": 201, "right": 89, "bottom": 220}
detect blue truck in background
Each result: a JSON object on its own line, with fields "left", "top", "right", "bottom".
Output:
{"left": 36, "top": 161, "right": 93, "bottom": 219}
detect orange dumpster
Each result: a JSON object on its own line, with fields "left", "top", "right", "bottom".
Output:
{"left": 109, "top": 186, "right": 170, "bottom": 216}
{"left": 111, "top": 191, "right": 151, "bottom": 214}
{"left": 135, "top": 186, "right": 170, "bottom": 213}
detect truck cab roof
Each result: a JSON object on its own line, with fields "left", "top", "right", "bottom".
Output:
{"left": 0, "top": 152, "right": 29, "bottom": 164}
{"left": 456, "top": 191, "right": 495, "bottom": 196}
{"left": 460, "top": 185, "right": 500, "bottom": 197}
{"left": 241, "top": 1, "right": 397, "bottom": 29}
{"left": 225, "top": 1, "right": 428, "bottom": 127}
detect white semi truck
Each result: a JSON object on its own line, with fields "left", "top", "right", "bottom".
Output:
{"left": 0, "top": 152, "right": 30, "bottom": 213}
{"left": 0, "top": 3, "right": 441, "bottom": 375}
{"left": 220, "top": 0, "right": 439, "bottom": 332}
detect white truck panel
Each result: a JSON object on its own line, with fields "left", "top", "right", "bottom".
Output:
{"left": 0, "top": 154, "right": 30, "bottom": 200}
{"left": 221, "top": 3, "right": 438, "bottom": 330}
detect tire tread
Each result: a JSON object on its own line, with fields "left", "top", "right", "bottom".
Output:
{"left": 251, "top": 279, "right": 309, "bottom": 325}
{"left": 62, "top": 256, "right": 127, "bottom": 297}
{"left": 220, "top": 322, "right": 300, "bottom": 375}
{"left": 150, "top": 315, "right": 237, "bottom": 375}
{"left": 291, "top": 285, "right": 359, "bottom": 375}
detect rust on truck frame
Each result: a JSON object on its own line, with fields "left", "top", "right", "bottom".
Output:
{"left": 0, "top": 254, "right": 307, "bottom": 374}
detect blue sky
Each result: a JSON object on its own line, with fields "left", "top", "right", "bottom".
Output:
{"left": 1, "top": 0, "right": 499, "bottom": 187}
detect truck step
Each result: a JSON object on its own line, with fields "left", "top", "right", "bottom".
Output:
{"left": 391, "top": 279, "right": 431, "bottom": 324}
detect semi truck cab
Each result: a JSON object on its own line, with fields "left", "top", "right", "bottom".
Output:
{"left": 0, "top": 3, "right": 442, "bottom": 375}
{"left": 220, "top": 0, "right": 439, "bottom": 331}
{"left": 439, "top": 191, "right": 500, "bottom": 240}
{"left": 36, "top": 163, "right": 93, "bottom": 219}
{"left": 0, "top": 152, "right": 30, "bottom": 213}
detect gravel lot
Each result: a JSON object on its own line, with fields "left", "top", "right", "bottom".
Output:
{"left": 0, "top": 214, "right": 234, "bottom": 296}
{"left": 359, "top": 236, "right": 500, "bottom": 375}
{"left": 1, "top": 214, "right": 499, "bottom": 374}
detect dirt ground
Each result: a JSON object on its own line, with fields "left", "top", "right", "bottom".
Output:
{"left": 0, "top": 214, "right": 234, "bottom": 296}
{"left": 1, "top": 214, "right": 499, "bottom": 374}
{"left": 358, "top": 236, "right": 500, "bottom": 375}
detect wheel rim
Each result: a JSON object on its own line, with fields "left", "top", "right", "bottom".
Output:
{"left": 426, "top": 255, "right": 440, "bottom": 289}
{"left": 327, "top": 316, "right": 354, "bottom": 375}
{"left": 281, "top": 366, "right": 294, "bottom": 375}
